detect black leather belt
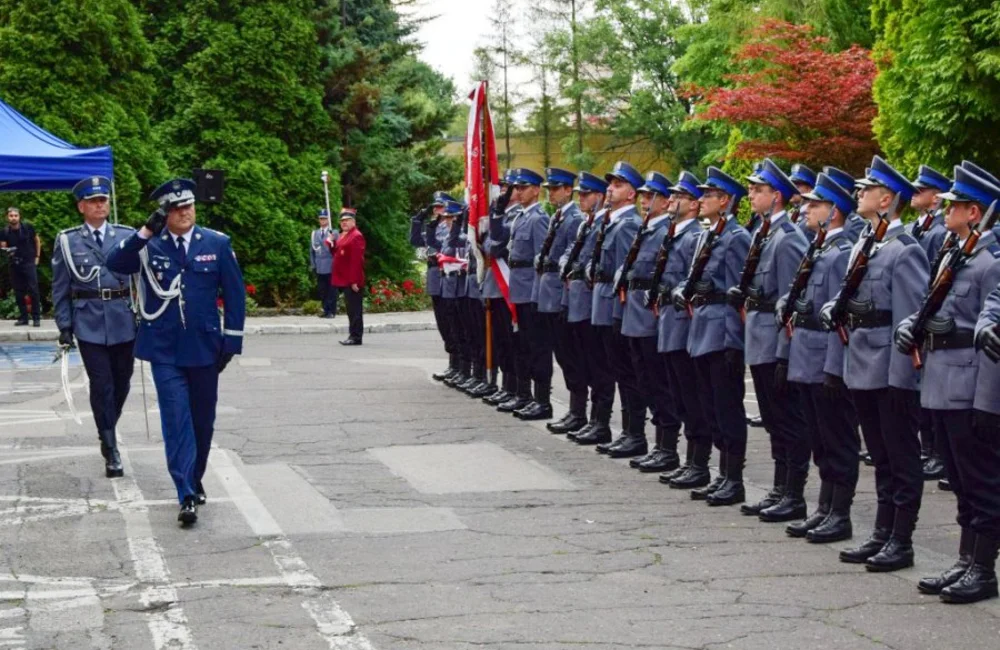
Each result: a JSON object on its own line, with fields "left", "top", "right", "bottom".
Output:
{"left": 594, "top": 270, "right": 613, "bottom": 284}
{"left": 72, "top": 288, "right": 129, "bottom": 301}
{"left": 792, "top": 313, "right": 823, "bottom": 331}
{"left": 925, "top": 328, "right": 975, "bottom": 351}
{"left": 540, "top": 261, "right": 559, "bottom": 273}
{"left": 508, "top": 259, "right": 533, "bottom": 269}
{"left": 846, "top": 309, "right": 893, "bottom": 330}
{"left": 628, "top": 278, "right": 654, "bottom": 291}
{"left": 745, "top": 296, "right": 776, "bottom": 313}
{"left": 690, "top": 292, "right": 727, "bottom": 307}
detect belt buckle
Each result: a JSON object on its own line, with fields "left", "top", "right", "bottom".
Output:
{"left": 926, "top": 332, "right": 936, "bottom": 350}
{"left": 100, "top": 288, "right": 113, "bottom": 301}
{"left": 846, "top": 313, "right": 858, "bottom": 329}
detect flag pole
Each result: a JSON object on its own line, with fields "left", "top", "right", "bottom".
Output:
{"left": 481, "top": 83, "right": 495, "bottom": 388}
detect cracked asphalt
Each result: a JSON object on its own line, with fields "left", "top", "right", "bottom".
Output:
{"left": 1, "top": 330, "right": 999, "bottom": 649}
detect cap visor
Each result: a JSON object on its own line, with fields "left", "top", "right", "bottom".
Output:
{"left": 937, "top": 191, "right": 966, "bottom": 201}
{"left": 746, "top": 174, "right": 767, "bottom": 185}
{"left": 83, "top": 193, "right": 110, "bottom": 200}
{"left": 800, "top": 191, "right": 825, "bottom": 202}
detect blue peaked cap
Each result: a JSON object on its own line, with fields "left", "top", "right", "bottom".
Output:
{"left": 442, "top": 200, "right": 465, "bottom": 216}
{"left": 543, "top": 167, "right": 576, "bottom": 188}
{"left": 150, "top": 178, "right": 196, "bottom": 209}
{"left": 72, "top": 176, "right": 112, "bottom": 201}
{"left": 802, "top": 172, "right": 856, "bottom": 217}
{"left": 940, "top": 166, "right": 1000, "bottom": 207}
{"left": 604, "top": 161, "right": 643, "bottom": 189}
{"left": 961, "top": 161, "right": 1000, "bottom": 188}
{"left": 747, "top": 158, "right": 798, "bottom": 203}
{"left": 318, "top": 208, "right": 330, "bottom": 218}
{"left": 510, "top": 168, "right": 543, "bottom": 186}
{"left": 638, "top": 171, "right": 673, "bottom": 196}
{"left": 790, "top": 164, "right": 817, "bottom": 187}
{"left": 670, "top": 171, "right": 703, "bottom": 199}
{"left": 857, "top": 156, "right": 915, "bottom": 202}
{"left": 699, "top": 166, "right": 747, "bottom": 201}
{"left": 575, "top": 172, "right": 608, "bottom": 194}
{"left": 432, "top": 191, "right": 457, "bottom": 206}
{"left": 822, "top": 166, "right": 856, "bottom": 194}
{"left": 912, "top": 165, "right": 951, "bottom": 192}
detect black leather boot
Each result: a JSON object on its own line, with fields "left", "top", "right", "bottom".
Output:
{"left": 941, "top": 535, "right": 1000, "bottom": 604}
{"left": 787, "top": 480, "right": 833, "bottom": 537}
{"left": 516, "top": 382, "right": 554, "bottom": 421}
{"left": 98, "top": 429, "right": 124, "bottom": 478}
{"left": 667, "top": 441, "right": 711, "bottom": 487}
{"left": 691, "top": 451, "right": 726, "bottom": 500}
{"left": 567, "top": 404, "right": 596, "bottom": 441}
{"left": 922, "top": 453, "right": 946, "bottom": 481}
{"left": 706, "top": 451, "right": 745, "bottom": 506}
{"left": 919, "top": 527, "right": 975, "bottom": 594}
{"left": 433, "top": 354, "right": 457, "bottom": 382}
{"left": 575, "top": 403, "right": 612, "bottom": 445}
{"left": 938, "top": 477, "right": 952, "bottom": 491}
{"left": 660, "top": 440, "right": 694, "bottom": 481}
{"left": 469, "top": 367, "right": 497, "bottom": 397}
{"left": 840, "top": 503, "right": 894, "bottom": 563}
{"left": 760, "top": 469, "right": 808, "bottom": 522}
{"left": 637, "top": 426, "right": 679, "bottom": 473}
{"left": 548, "top": 392, "right": 587, "bottom": 433}
{"left": 866, "top": 509, "right": 917, "bottom": 572}
{"left": 499, "top": 376, "right": 532, "bottom": 412}
{"left": 445, "top": 359, "right": 471, "bottom": 387}
{"left": 807, "top": 485, "right": 853, "bottom": 544}
{"left": 597, "top": 410, "right": 630, "bottom": 454}
{"left": 607, "top": 411, "right": 649, "bottom": 458}
{"left": 484, "top": 372, "right": 512, "bottom": 405}
{"left": 741, "top": 461, "right": 786, "bottom": 516}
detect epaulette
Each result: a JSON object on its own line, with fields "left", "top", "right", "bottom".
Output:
{"left": 59, "top": 225, "right": 84, "bottom": 235}
{"left": 113, "top": 223, "right": 136, "bottom": 231}
{"left": 897, "top": 233, "right": 918, "bottom": 246}
{"left": 835, "top": 238, "right": 852, "bottom": 251}
{"left": 201, "top": 227, "right": 230, "bottom": 240}
{"left": 987, "top": 242, "right": 1000, "bottom": 259}
{"left": 780, "top": 221, "right": 797, "bottom": 234}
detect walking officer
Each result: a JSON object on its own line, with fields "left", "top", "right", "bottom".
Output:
{"left": 895, "top": 167, "right": 1000, "bottom": 603}
{"left": 310, "top": 208, "right": 337, "bottom": 318}
{"left": 781, "top": 173, "right": 857, "bottom": 543}
{"left": 821, "top": 156, "right": 929, "bottom": 571}
{"left": 669, "top": 168, "right": 750, "bottom": 500}
{"left": 51, "top": 177, "right": 137, "bottom": 478}
{"left": 106, "top": 178, "right": 246, "bottom": 526}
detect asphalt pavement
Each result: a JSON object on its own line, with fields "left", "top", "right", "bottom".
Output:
{"left": 0, "top": 329, "right": 998, "bottom": 649}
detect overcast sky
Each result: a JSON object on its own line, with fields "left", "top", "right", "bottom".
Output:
{"left": 413, "top": 0, "right": 493, "bottom": 95}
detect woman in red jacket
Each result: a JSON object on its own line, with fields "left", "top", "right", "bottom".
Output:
{"left": 326, "top": 208, "right": 366, "bottom": 345}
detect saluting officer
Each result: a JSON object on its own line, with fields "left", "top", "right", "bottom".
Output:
{"left": 310, "top": 209, "right": 337, "bottom": 318}
{"left": 106, "top": 178, "right": 246, "bottom": 526}
{"left": 895, "top": 167, "right": 1000, "bottom": 603}
{"left": 789, "top": 164, "right": 817, "bottom": 242}
{"left": 736, "top": 159, "right": 810, "bottom": 518}
{"left": 411, "top": 191, "right": 458, "bottom": 380}
{"left": 781, "top": 173, "right": 858, "bottom": 543}
{"left": 51, "top": 177, "right": 136, "bottom": 478}
{"left": 652, "top": 173, "right": 709, "bottom": 480}
{"left": 669, "top": 168, "right": 750, "bottom": 499}
{"left": 822, "top": 156, "right": 929, "bottom": 572}
{"left": 622, "top": 172, "right": 683, "bottom": 468}
{"left": 592, "top": 162, "right": 644, "bottom": 457}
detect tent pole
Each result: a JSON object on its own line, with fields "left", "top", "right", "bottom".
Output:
{"left": 111, "top": 181, "right": 119, "bottom": 225}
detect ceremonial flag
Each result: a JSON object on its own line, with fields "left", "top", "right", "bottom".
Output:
{"left": 465, "top": 81, "right": 517, "bottom": 325}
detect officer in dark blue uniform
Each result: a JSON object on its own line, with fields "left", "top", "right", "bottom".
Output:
{"left": 52, "top": 177, "right": 137, "bottom": 478}
{"left": 106, "top": 178, "right": 246, "bottom": 526}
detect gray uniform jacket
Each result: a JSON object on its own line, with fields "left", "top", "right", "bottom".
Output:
{"left": 681, "top": 217, "right": 751, "bottom": 358}
{"left": 744, "top": 212, "right": 809, "bottom": 366}
{"left": 487, "top": 203, "right": 547, "bottom": 304}
{"left": 409, "top": 218, "right": 449, "bottom": 297}
{"left": 974, "top": 276, "right": 1000, "bottom": 415}
{"left": 621, "top": 216, "right": 671, "bottom": 338}
{"left": 786, "top": 230, "right": 852, "bottom": 384}
{"left": 52, "top": 223, "right": 137, "bottom": 346}
{"left": 591, "top": 207, "right": 641, "bottom": 326}
{"left": 656, "top": 219, "right": 703, "bottom": 354}
{"left": 561, "top": 210, "right": 603, "bottom": 324}
{"left": 440, "top": 220, "right": 466, "bottom": 299}
{"left": 833, "top": 220, "right": 930, "bottom": 391}
{"left": 534, "top": 202, "right": 582, "bottom": 313}
{"left": 905, "top": 233, "right": 1000, "bottom": 410}
{"left": 310, "top": 228, "right": 335, "bottom": 275}
{"left": 847, "top": 214, "right": 866, "bottom": 241}
{"left": 481, "top": 204, "right": 522, "bottom": 300}
{"left": 911, "top": 211, "right": 948, "bottom": 264}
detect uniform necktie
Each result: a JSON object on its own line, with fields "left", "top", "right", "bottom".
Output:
{"left": 176, "top": 236, "right": 186, "bottom": 263}
{"left": 94, "top": 230, "right": 102, "bottom": 248}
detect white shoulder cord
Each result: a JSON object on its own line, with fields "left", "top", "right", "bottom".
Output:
{"left": 58, "top": 233, "right": 102, "bottom": 285}
{"left": 133, "top": 246, "right": 185, "bottom": 328}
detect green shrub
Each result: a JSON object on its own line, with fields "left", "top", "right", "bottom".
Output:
{"left": 0, "top": 294, "right": 18, "bottom": 320}
{"left": 301, "top": 300, "right": 322, "bottom": 316}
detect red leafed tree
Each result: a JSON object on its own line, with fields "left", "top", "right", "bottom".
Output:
{"left": 692, "top": 20, "right": 879, "bottom": 174}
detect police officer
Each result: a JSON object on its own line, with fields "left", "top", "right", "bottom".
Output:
{"left": 51, "top": 177, "right": 136, "bottom": 478}
{"left": 410, "top": 191, "right": 456, "bottom": 380}
{"left": 735, "top": 159, "right": 810, "bottom": 519}
{"left": 592, "top": 162, "right": 644, "bottom": 457}
{"left": 439, "top": 200, "right": 471, "bottom": 384}
{"left": 621, "top": 172, "right": 683, "bottom": 467}
{"left": 822, "top": 166, "right": 868, "bottom": 241}
{"left": 789, "top": 164, "right": 817, "bottom": 241}
{"left": 822, "top": 156, "right": 929, "bottom": 571}
{"left": 310, "top": 209, "right": 337, "bottom": 318}
{"left": 563, "top": 175, "right": 615, "bottom": 445}
{"left": 106, "top": 178, "right": 246, "bottom": 526}
{"left": 895, "top": 167, "right": 1000, "bottom": 603}
{"left": 457, "top": 206, "right": 493, "bottom": 398}
{"left": 482, "top": 173, "right": 521, "bottom": 406}
{"left": 1, "top": 207, "right": 42, "bottom": 326}
{"left": 535, "top": 168, "right": 586, "bottom": 428}
{"left": 781, "top": 173, "right": 857, "bottom": 543}
{"left": 669, "top": 168, "right": 750, "bottom": 500}
{"left": 652, "top": 172, "right": 709, "bottom": 479}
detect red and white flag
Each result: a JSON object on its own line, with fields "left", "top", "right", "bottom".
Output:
{"left": 465, "top": 81, "right": 516, "bottom": 324}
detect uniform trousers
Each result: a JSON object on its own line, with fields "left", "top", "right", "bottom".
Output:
{"left": 151, "top": 363, "right": 219, "bottom": 504}
{"left": 851, "top": 387, "right": 923, "bottom": 517}
{"left": 693, "top": 350, "right": 747, "bottom": 456}
{"left": 514, "top": 302, "right": 553, "bottom": 386}
{"left": 488, "top": 298, "right": 516, "bottom": 378}
{"left": 578, "top": 321, "right": 614, "bottom": 414}
{"left": 440, "top": 297, "right": 466, "bottom": 362}
{"left": 11, "top": 264, "right": 40, "bottom": 321}
{"left": 935, "top": 410, "right": 1000, "bottom": 540}
{"left": 343, "top": 286, "right": 363, "bottom": 341}
{"left": 461, "top": 297, "right": 485, "bottom": 368}
{"left": 551, "top": 313, "right": 589, "bottom": 399}
{"left": 627, "top": 335, "right": 681, "bottom": 431}
{"left": 799, "top": 381, "right": 859, "bottom": 491}
{"left": 605, "top": 320, "right": 639, "bottom": 421}
{"left": 315, "top": 273, "right": 337, "bottom": 316}
{"left": 750, "top": 362, "right": 810, "bottom": 473}
{"left": 920, "top": 407, "right": 941, "bottom": 457}
{"left": 77, "top": 340, "right": 135, "bottom": 433}
{"left": 662, "top": 350, "right": 711, "bottom": 446}
{"left": 431, "top": 295, "right": 455, "bottom": 355}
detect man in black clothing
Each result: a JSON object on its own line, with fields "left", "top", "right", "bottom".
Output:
{"left": 1, "top": 207, "right": 42, "bottom": 326}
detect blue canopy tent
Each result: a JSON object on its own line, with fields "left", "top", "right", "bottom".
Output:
{"left": 0, "top": 98, "right": 117, "bottom": 217}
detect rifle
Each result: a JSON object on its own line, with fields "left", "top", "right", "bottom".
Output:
{"left": 826, "top": 193, "right": 899, "bottom": 345}
{"left": 646, "top": 206, "right": 682, "bottom": 314}
{"left": 587, "top": 208, "right": 612, "bottom": 289}
{"left": 929, "top": 231, "right": 959, "bottom": 284}
{"left": 914, "top": 209, "right": 935, "bottom": 240}
{"left": 615, "top": 202, "right": 655, "bottom": 304}
{"left": 680, "top": 210, "right": 729, "bottom": 316}
{"left": 781, "top": 204, "right": 834, "bottom": 337}
{"left": 733, "top": 197, "right": 777, "bottom": 322}
{"left": 535, "top": 207, "right": 565, "bottom": 273}
{"left": 906, "top": 200, "right": 998, "bottom": 369}
{"left": 789, "top": 203, "right": 802, "bottom": 224}
{"left": 561, "top": 204, "right": 598, "bottom": 284}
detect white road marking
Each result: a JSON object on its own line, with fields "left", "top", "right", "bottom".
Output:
{"left": 209, "top": 449, "right": 375, "bottom": 649}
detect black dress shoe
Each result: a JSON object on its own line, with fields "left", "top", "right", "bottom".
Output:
{"left": 595, "top": 434, "right": 626, "bottom": 455}
{"left": 939, "top": 477, "right": 952, "bottom": 491}
{"left": 497, "top": 396, "right": 531, "bottom": 413}
{"left": 433, "top": 367, "right": 456, "bottom": 382}
{"left": 759, "top": 495, "right": 808, "bottom": 523}
{"left": 178, "top": 498, "right": 198, "bottom": 526}
{"left": 548, "top": 414, "right": 588, "bottom": 434}
{"left": 865, "top": 537, "right": 914, "bottom": 572}
{"left": 13, "top": 319, "right": 28, "bottom": 326}
{"left": 470, "top": 382, "right": 497, "bottom": 398}
{"left": 919, "top": 560, "right": 972, "bottom": 595}
{"left": 690, "top": 474, "right": 725, "bottom": 500}
{"left": 638, "top": 449, "right": 680, "bottom": 473}
{"left": 659, "top": 463, "right": 689, "bottom": 482}
{"left": 339, "top": 338, "right": 362, "bottom": 346}
{"left": 516, "top": 402, "right": 553, "bottom": 421}
{"left": 667, "top": 465, "right": 711, "bottom": 488}
{"left": 511, "top": 400, "right": 538, "bottom": 419}
{"left": 706, "top": 480, "right": 745, "bottom": 506}
{"left": 740, "top": 488, "right": 784, "bottom": 516}
{"left": 746, "top": 414, "right": 763, "bottom": 427}
{"left": 104, "top": 449, "right": 124, "bottom": 479}
{"left": 574, "top": 425, "right": 612, "bottom": 445}
{"left": 195, "top": 482, "right": 207, "bottom": 506}
{"left": 484, "top": 389, "right": 510, "bottom": 405}
{"left": 862, "top": 452, "right": 874, "bottom": 467}
{"left": 807, "top": 512, "right": 853, "bottom": 544}
{"left": 923, "top": 455, "right": 946, "bottom": 480}
{"left": 630, "top": 447, "right": 659, "bottom": 469}
{"left": 32, "top": 320, "right": 40, "bottom": 327}
{"left": 606, "top": 436, "right": 648, "bottom": 459}
{"left": 787, "top": 508, "right": 830, "bottom": 538}
{"left": 839, "top": 529, "right": 890, "bottom": 564}
{"left": 567, "top": 421, "right": 594, "bottom": 441}
{"left": 941, "top": 564, "right": 999, "bottom": 604}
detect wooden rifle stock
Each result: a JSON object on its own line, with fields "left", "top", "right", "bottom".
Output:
{"left": 734, "top": 198, "right": 777, "bottom": 323}
{"left": 588, "top": 209, "right": 611, "bottom": 288}
{"left": 681, "top": 213, "right": 728, "bottom": 316}
{"left": 782, "top": 205, "right": 834, "bottom": 337}
{"left": 647, "top": 206, "right": 682, "bottom": 315}
{"left": 536, "top": 207, "right": 564, "bottom": 274}
{"left": 561, "top": 205, "right": 597, "bottom": 284}
{"left": 616, "top": 204, "right": 654, "bottom": 304}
